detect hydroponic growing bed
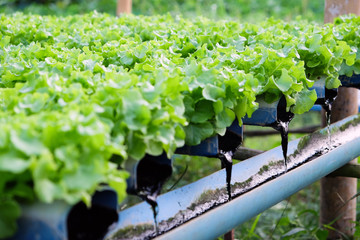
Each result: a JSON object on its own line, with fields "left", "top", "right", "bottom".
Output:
{"left": 1, "top": 12, "right": 360, "bottom": 239}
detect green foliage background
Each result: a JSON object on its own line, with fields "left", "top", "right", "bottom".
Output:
{"left": 1, "top": 0, "right": 324, "bottom": 22}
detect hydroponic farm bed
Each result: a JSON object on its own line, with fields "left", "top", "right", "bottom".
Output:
{"left": 1, "top": 12, "right": 360, "bottom": 239}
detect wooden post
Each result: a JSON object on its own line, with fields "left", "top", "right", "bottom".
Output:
{"left": 324, "top": 0, "right": 360, "bottom": 23}
{"left": 321, "top": 2, "right": 360, "bottom": 238}
{"left": 224, "top": 230, "right": 234, "bottom": 240}
{"left": 117, "top": 0, "right": 132, "bottom": 16}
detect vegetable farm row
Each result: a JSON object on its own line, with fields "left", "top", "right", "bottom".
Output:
{"left": 1, "top": 12, "right": 360, "bottom": 238}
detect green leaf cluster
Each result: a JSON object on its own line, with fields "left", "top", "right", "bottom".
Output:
{"left": 0, "top": 12, "right": 359, "bottom": 237}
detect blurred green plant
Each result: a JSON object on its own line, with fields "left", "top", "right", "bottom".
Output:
{"left": 0, "top": 0, "right": 323, "bottom": 22}
{"left": 0, "top": 0, "right": 117, "bottom": 15}
{"left": 132, "top": 0, "right": 323, "bottom": 22}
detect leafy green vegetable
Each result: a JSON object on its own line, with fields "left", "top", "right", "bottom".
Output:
{"left": 0, "top": 200, "right": 21, "bottom": 238}
{"left": 291, "top": 89, "right": 318, "bottom": 114}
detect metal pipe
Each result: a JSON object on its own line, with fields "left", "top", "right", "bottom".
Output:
{"left": 157, "top": 136, "right": 360, "bottom": 240}
{"left": 340, "top": 74, "right": 360, "bottom": 89}
{"left": 10, "top": 188, "right": 118, "bottom": 240}
{"left": 106, "top": 114, "right": 360, "bottom": 240}
{"left": 242, "top": 97, "right": 278, "bottom": 126}
{"left": 310, "top": 76, "right": 360, "bottom": 111}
